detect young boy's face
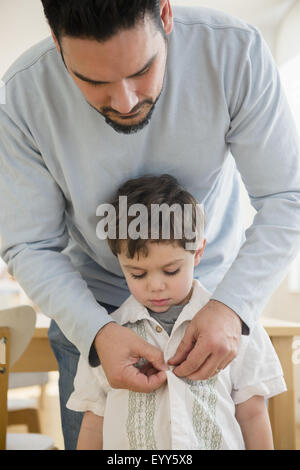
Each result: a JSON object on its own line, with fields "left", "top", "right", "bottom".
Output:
{"left": 117, "top": 240, "right": 206, "bottom": 312}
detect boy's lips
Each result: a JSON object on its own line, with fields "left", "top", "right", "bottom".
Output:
{"left": 150, "top": 298, "right": 170, "bottom": 306}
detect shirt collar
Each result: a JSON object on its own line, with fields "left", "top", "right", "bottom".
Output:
{"left": 111, "top": 279, "right": 212, "bottom": 327}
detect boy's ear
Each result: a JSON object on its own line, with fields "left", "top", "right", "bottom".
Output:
{"left": 194, "top": 239, "right": 206, "bottom": 267}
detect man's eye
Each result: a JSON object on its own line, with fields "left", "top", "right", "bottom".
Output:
{"left": 89, "top": 81, "right": 101, "bottom": 87}
{"left": 130, "top": 273, "right": 146, "bottom": 279}
{"left": 164, "top": 269, "right": 180, "bottom": 276}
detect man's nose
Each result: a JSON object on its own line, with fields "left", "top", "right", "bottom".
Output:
{"left": 110, "top": 80, "right": 139, "bottom": 114}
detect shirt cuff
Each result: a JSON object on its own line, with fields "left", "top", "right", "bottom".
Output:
{"left": 210, "top": 294, "right": 252, "bottom": 335}
{"left": 88, "top": 318, "right": 117, "bottom": 367}
{"left": 66, "top": 396, "right": 106, "bottom": 417}
{"left": 232, "top": 376, "right": 287, "bottom": 404}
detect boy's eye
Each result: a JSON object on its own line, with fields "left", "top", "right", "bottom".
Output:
{"left": 164, "top": 269, "right": 180, "bottom": 276}
{"left": 130, "top": 269, "right": 180, "bottom": 279}
{"left": 130, "top": 273, "right": 146, "bottom": 280}
{"left": 137, "top": 66, "right": 150, "bottom": 77}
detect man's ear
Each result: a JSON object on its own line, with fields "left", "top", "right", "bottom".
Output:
{"left": 194, "top": 239, "right": 206, "bottom": 267}
{"left": 160, "top": 0, "right": 173, "bottom": 36}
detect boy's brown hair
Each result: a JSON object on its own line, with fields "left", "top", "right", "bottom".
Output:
{"left": 106, "top": 174, "right": 205, "bottom": 258}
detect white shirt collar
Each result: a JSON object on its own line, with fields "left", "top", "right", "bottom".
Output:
{"left": 111, "top": 279, "right": 212, "bottom": 327}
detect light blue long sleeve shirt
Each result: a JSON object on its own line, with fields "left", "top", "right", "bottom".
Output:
{"left": 1, "top": 6, "right": 300, "bottom": 363}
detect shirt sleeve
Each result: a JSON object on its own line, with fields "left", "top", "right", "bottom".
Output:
{"left": 0, "top": 82, "right": 115, "bottom": 364}
{"left": 212, "top": 28, "right": 300, "bottom": 331}
{"left": 66, "top": 355, "right": 110, "bottom": 416}
{"left": 231, "top": 323, "right": 287, "bottom": 404}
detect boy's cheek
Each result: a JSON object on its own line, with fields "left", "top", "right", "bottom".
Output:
{"left": 127, "top": 280, "right": 144, "bottom": 301}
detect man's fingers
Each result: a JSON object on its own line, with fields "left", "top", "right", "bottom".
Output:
{"left": 146, "top": 370, "right": 167, "bottom": 389}
{"left": 95, "top": 323, "right": 168, "bottom": 393}
{"left": 186, "top": 352, "right": 232, "bottom": 380}
{"left": 122, "top": 340, "right": 168, "bottom": 392}
{"left": 140, "top": 341, "right": 168, "bottom": 372}
{"left": 217, "top": 354, "right": 235, "bottom": 373}
{"left": 172, "top": 341, "right": 211, "bottom": 377}
{"left": 139, "top": 361, "right": 160, "bottom": 377}
{"left": 180, "top": 347, "right": 236, "bottom": 381}
{"left": 167, "top": 328, "right": 195, "bottom": 366}
{"left": 123, "top": 365, "right": 167, "bottom": 393}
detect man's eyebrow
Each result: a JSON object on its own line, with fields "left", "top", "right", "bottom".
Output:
{"left": 71, "top": 54, "right": 157, "bottom": 85}
{"left": 124, "top": 259, "right": 184, "bottom": 270}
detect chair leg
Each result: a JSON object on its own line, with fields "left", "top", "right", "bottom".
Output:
{"left": 8, "top": 409, "right": 41, "bottom": 433}
{"left": 39, "top": 383, "right": 47, "bottom": 410}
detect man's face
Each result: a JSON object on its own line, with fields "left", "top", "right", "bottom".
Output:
{"left": 54, "top": 17, "right": 171, "bottom": 134}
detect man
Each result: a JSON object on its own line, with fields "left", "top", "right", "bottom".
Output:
{"left": 0, "top": 0, "right": 300, "bottom": 449}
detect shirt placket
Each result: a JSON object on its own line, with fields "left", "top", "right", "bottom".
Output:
{"left": 146, "top": 317, "right": 195, "bottom": 449}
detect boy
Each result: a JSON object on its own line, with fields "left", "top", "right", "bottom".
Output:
{"left": 67, "top": 175, "right": 286, "bottom": 450}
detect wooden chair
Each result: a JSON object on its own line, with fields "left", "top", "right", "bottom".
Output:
{"left": 0, "top": 305, "right": 55, "bottom": 450}
{"left": 7, "top": 372, "right": 49, "bottom": 433}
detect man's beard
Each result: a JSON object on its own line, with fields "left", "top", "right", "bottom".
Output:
{"left": 104, "top": 101, "right": 157, "bottom": 134}
{"left": 90, "top": 91, "right": 162, "bottom": 134}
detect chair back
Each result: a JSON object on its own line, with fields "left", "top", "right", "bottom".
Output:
{"left": 0, "top": 306, "right": 36, "bottom": 449}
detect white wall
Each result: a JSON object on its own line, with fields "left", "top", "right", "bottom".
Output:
{"left": 0, "top": 0, "right": 49, "bottom": 77}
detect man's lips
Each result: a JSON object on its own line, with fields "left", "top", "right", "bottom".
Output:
{"left": 108, "top": 102, "right": 151, "bottom": 119}
{"left": 118, "top": 110, "right": 141, "bottom": 119}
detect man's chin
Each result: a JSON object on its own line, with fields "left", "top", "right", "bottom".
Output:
{"left": 87, "top": 90, "right": 162, "bottom": 134}
{"left": 103, "top": 105, "right": 156, "bottom": 135}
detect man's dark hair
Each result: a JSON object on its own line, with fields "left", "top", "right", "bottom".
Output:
{"left": 106, "top": 174, "right": 204, "bottom": 259}
{"left": 41, "top": 0, "right": 163, "bottom": 42}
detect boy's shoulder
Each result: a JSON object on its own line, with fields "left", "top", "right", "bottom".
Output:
{"left": 110, "top": 294, "right": 146, "bottom": 326}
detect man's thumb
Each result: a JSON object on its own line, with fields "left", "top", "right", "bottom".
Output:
{"left": 167, "top": 328, "right": 195, "bottom": 365}
{"left": 141, "top": 341, "right": 168, "bottom": 371}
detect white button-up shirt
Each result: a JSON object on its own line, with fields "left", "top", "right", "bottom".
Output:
{"left": 67, "top": 280, "right": 286, "bottom": 450}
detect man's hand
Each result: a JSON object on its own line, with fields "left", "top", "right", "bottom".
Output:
{"left": 94, "top": 322, "right": 168, "bottom": 393}
{"left": 168, "top": 300, "right": 242, "bottom": 380}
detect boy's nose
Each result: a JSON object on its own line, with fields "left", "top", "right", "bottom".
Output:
{"left": 148, "top": 277, "right": 166, "bottom": 293}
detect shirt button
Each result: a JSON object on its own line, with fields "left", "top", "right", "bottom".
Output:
{"left": 156, "top": 325, "right": 163, "bottom": 333}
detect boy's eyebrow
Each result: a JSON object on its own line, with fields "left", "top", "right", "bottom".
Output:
{"left": 124, "top": 259, "right": 184, "bottom": 270}
{"left": 71, "top": 54, "right": 157, "bottom": 85}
